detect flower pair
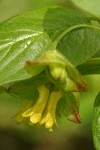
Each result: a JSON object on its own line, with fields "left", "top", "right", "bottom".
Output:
{"left": 15, "top": 50, "right": 87, "bottom": 130}
{"left": 16, "top": 85, "right": 63, "bottom": 130}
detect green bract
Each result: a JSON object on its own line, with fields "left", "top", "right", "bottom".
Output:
{"left": 25, "top": 50, "right": 87, "bottom": 92}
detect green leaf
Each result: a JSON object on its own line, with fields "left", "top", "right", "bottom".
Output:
{"left": 93, "top": 51, "right": 100, "bottom": 57}
{"left": 57, "top": 92, "right": 80, "bottom": 123}
{"left": 71, "top": 0, "right": 100, "bottom": 18}
{"left": 77, "top": 57, "right": 100, "bottom": 75}
{"left": 93, "top": 92, "right": 100, "bottom": 150}
{"left": 0, "top": 7, "right": 90, "bottom": 86}
{"left": 0, "top": 7, "right": 100, "bottom": 86}
{"left": 7, "top": 73, "right": 49, "bottom": 100}
{"left": 0, "top": 86, "right": 7, "bottom": 94}
{"left": 58, "top": 27, "right": 100, "bottom": 66}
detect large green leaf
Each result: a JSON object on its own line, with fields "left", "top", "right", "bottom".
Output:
{"left": 71, "top": 0, "right": 100, "bottom": 18}
{"left": 93, "top": 92, "right": 100, "bottom": 150}
{"left": 58, "top": 28, "right": 100, "bottom": 66}
{"left": 0, "top": 7, "right": 89, "bottom": 85}
{"left": 0, "top": 7, "right": 100, "bottom": 86}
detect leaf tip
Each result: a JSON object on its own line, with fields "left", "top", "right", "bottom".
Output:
{"left": 67, "top": 112, "right": 81, "bottom": 124}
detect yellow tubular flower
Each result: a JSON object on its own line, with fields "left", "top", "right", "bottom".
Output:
{"left": 16, "top": 85, "right": 49, "bottom": 125}
{"left": 40, "top": 91, "right": 63, "bottom": 130}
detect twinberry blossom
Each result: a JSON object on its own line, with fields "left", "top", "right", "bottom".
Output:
{"left": 15, "top": 50, "right": 87, "bottom": 130}
{"left": 40, "top": 91, "right": 63, "bottom": 130}
{"left": 16, "top": 85, "right": 49, "bottom": 124}
{"left": 22, "top": 85, "right": 49, "bottom": 124}
{"left": 16, "top": 85, "right": 63, "bottom": 130}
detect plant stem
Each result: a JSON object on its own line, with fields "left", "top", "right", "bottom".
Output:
{"left": 52, "top": 24, "right": 100, "bottom": 50}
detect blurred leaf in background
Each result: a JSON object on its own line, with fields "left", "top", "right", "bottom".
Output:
{"left": 0, "top": 0, "right": 69, "bottom": 22}
{"left": 71, "top": 0, "right": 100, "bottom": 18}
{"left": 0, "top": 0, "right": 29, "bottom": 22}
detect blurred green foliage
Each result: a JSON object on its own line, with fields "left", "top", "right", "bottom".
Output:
{"left": 0, "top": 0, "right": 70, "bottom": 22}
{"left": 0, "top": 0, "right": 100, "bottom": 150}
